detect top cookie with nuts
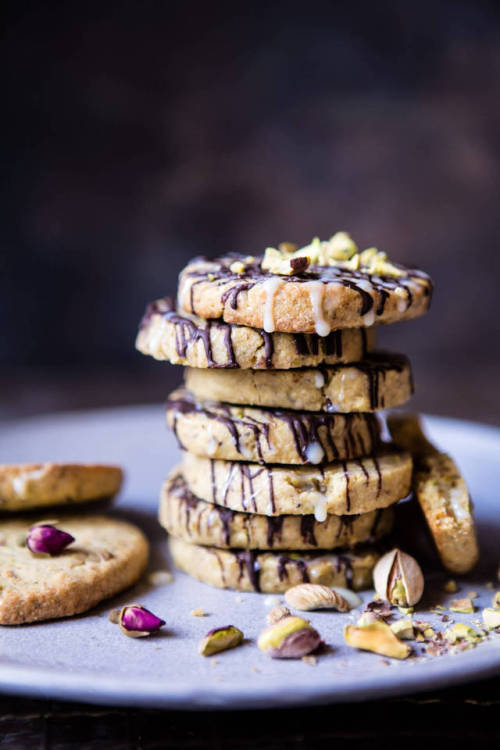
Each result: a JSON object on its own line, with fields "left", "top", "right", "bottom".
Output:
{"left": 177, "top": 233, "right": 433, "bottom": 334}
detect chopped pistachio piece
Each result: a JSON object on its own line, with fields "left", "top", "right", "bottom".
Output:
{"left": 345, "top": 620, "right": 411, "bottom": 660}
{"left": 482, "top": 608, "right": 500, "bottom": 630}
{"left": 199, "top": 625, "right": 243, "bottom": 656}
{"left": 445, "top": 623, "right": 480, "bottom": 644}
{"left": 449, "top": 598, "right": 475, "bottom": 614}
{"left": 391, "top": 619, "right": 414, "bottom": 640}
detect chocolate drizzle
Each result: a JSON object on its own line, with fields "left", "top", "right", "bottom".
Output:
{"left": 277, "top": 555, "right": 310, "bottom": 583}
{"left": 236, "top": 550, "right": 261, "bottom": 591}
{"left": 300, "top": 516, "right": 317, "bottom": 547}
{"left": 166, "top": 389, "right": 381, "bottom": 465}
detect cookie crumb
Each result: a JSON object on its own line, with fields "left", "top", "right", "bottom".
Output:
{"left": 148, "top": 570, "right": 173, "bottom": 586}
{"left": 302, "top": 655, "right": 317, "bottom": 666}
{"left": 190, "top": 608, "right": 207, "bottom": 617}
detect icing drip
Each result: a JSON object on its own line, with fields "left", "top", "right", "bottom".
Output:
{"left": 312, "top": 492, "right": 327, "bottom": 522}
{"left": 305, "top": 441, "right": 325, "bottom": 464}
{"left": 314, "top": 371, "right": 325, "bottom": 388}
{"left": 303, "top": 280, "right": 330, "bottom": 336}
{"left": 261, "top": 277, "right": 284, "bottom": 332}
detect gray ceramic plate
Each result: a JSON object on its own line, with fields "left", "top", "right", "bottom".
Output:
{"left": 0, "top": 406, "right": 499, "bottom": 708}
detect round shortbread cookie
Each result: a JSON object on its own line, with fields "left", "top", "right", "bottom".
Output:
{"left": 160, "top": 471, "right": 394, "bottom": 550}
{"left": 136, "top": 297, "right": 376, "bottom": 369}
{"left": 169, "top": 536, "right": 380, "bottom": 592}
{"left": 0, "top": 515, "right": 148, "bottom": 624}
{"left": 388, "top": 414, "right": 479, "bottom": 574}
{"left": 166, "top": 389, "right": 381, "bottom": 465}
{"left": 181, "top": 451, "right": 412, "bottom": 518}
{"left": 178, "top": 254, "right": 433, "bottom": 334}
{"left": 185, "top": 352, "right": 413, "bottom": 413}
{"left": 0, "top": 464, "right": 123, "bottom": 511}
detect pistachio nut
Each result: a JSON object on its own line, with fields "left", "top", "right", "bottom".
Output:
{"left": 344, "top": 620, "right": 411, "bottom": 659}
{"left": 482, "top": 608, "right": 500, "bottom": 630}
{"left": 357, "top": 611, "right": 380, "bottom": 626}
{"left": 373, "top": 548, "right": 424, "bottom": 607}
{"left": 199, "top": 625, "right": 243, "bottom": 656}
{"left": 390, "top": 619, "right": 414, "bottom": 640}
{"left": 257, "top": 616, "right": 321, "bottom": 659}
{"left": 449, "top": 598, "right": 474, "bottom": 614}
{"left": 284, "top": 584, "right": 349, "bottom": 612}
{"left": 492, "top": 591, "right": 500, "bottom": 608}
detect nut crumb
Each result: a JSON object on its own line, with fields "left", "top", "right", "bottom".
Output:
{"left": 467, "top": 591, "right": 478, "bottom": 599}
{"left": 190, "top": 608, "right": 207, "bottom": 617}
{"left": 234, "top": 596, "right": 242, "bottom": 603}
{"left": 443, "top": 580, "right": 458, "bottom": 593}
{"left": 251, "top": 666, "right": 261, "bottom": 673}
{"left": 148, "top": 570, "right": 173, "bottom": 586}
{"left": 302, "top": 655, "right": 317, "bottom": 666}
{"left": 210, "top": 658, "right": 218, "bottom": 666}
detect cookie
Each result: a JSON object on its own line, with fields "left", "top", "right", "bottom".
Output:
{"left": 181, "top": 450, "right": 412, "bottom": 518}
{"left": 0, "top": 515, "right": 148, "bottom": 624}
{"left": 136, "top": 297, "right": 376, "bottom": 369}
{"left": 169, "top": 536, "right": 380, "bottom": 592}
{"left": 160, "top": 471, "right": 394, "bottom": 550}
{"left": 185, "top": 352, "right": 413, "bottom": 413}
{"left": 167, "top": 389, "right": 381, "bottom": 465}
{"left": 177, "top": 254, "right": 433, "bottom": 333}
{"left": 388, "top": 414, "right": 479, "bottom": 574}
{"left": 0, "top": 464, "right": 123, "bottom": 511}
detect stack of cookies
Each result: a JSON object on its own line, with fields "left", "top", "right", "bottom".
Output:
{"left": 137, "top": 233, "right": 434, "bottom": 593}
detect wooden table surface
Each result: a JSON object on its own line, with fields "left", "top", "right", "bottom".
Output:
{"left": 1, "top": 676, "right": 499, "bottom": 749}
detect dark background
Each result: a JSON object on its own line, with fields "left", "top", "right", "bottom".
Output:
{"left": 2, "top": 0, "right": 500, "bottom": 423}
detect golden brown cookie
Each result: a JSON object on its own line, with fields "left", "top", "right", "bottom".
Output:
{"left": 136, "top": 297, "right": 376, "bottom": 369}
{"left": 169, "top": 536, "right": 380, "bottom": 592}
{"left": 178, "top": 254, "right": 433, "bottom": 334}
{"left": 167, "top": 389, "right": 381, "bottom": 464}
{"left": 0, "top": 515, "right": 148, "bottom": 624}
{"left": 160, "top": 471, "right": 394, "bottom": 550}
{"left": 185, "top": 352, "right": 413, "bottom": 413}
{"left": 388, "top": 414, "right": 479, "bottom": 574}
{"left": 181, "top": 450, "right": 412, "bottom": 518}
{"left": 0, "top": 464, "right": 123, "bottom": 511}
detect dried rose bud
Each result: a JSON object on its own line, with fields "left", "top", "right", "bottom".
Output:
{"left": 118, "top": 604, "right": 165, "bottom": 638}
{"left": 27, "top": 524, "right": 75, "bottom": 556}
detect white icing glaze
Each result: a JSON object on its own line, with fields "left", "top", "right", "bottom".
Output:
{"left": 314, "top": 371, "right": 325, "bottom": 388}
{"left": 304, "top": 281, "right": 330, "bottom": 336}
{"left": 448, "top": 486, "right": 470, "bottom": 521}
{"left": 312, "top": 492, "right": 327, "bottom": 522}
{"left": 264, "top": 594, "right": 283, "bottom": 608}
{"left": 305, "top": 441, "right": 325, "bottom": 464}
{"left": 330, "top": 587, "right": 362, "bottom": 610}
{"left": 207, "top": 437, "right": 218, "bottom": 456}
{"left": 261, "top": 277, "right": 284, "bottom": 332}
{"left": 12, "top": 467, "right": 47, "bottom": 496}
{"left": 395, "top": 288, "right": 407, "bottom": 313}
{"left": 362, "top": 310, "right": 375, "bottom": 326}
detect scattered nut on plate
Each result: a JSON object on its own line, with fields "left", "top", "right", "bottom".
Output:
{"left": 258, "top": 616, "right": 321, "bottom": 659}
{"left": 284, "top": 584, "right": 349, "bottom": 612}
{"left": 199, "top": 625, "right": 243, "bottom": 656}
{"left": 373, "top": 548, "right": 424, "bottom": 607}
{"left": 344, "top": 620, "right": 412, "bottom": 660}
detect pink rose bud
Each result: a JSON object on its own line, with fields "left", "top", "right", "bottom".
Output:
{"left": 27, "top": 524, "right": 75, "bottom": 556}
{"left": 118, "top": 604, "right": 165, "bottom": 637}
